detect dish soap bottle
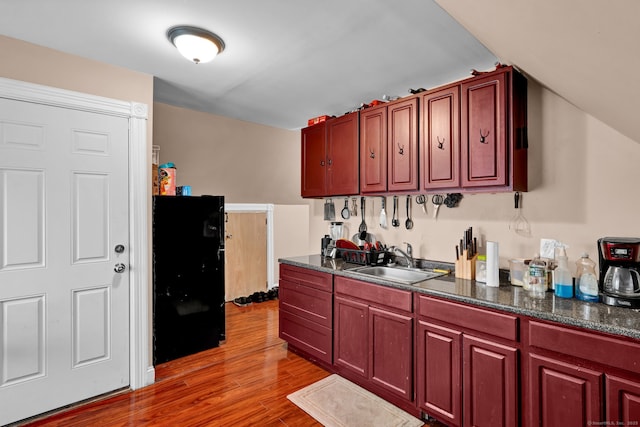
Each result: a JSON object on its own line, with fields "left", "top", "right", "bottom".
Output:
{"left": 529, "top": 253, "right": 547, "bottom": 298}
{"left": 575, "top": 253, "right": 599, "bottom": 302}
{"left": 553, "top": 247, "right": 573, "bottom": 298}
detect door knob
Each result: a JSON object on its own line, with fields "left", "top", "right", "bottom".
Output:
{"left": 114, "top": 244, "right": 125, "bottom": 253}
{"left": 114, "top": 263, "right": 126, "bottom": 273}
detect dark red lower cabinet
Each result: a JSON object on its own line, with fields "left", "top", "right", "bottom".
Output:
{"left": 605, "top": 374, "right": 640, "bottom": 425}
{"left": 529, "top": 353, "right": 603, "bottom": 427}
{"left": 463, "top": 335, "right": 518, "bottom": 427}
{"left": 416, "top": 320, "right": 462, "bottom": 426}
{"left": 333, "top": 295, "right": 368, "bottom": 379}
{"left": 369, "top": 306, "right": 413, "bottom": 400}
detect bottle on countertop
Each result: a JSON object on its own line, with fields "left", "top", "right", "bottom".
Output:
{"left": 575, "top": 252, "right": 599, "bottom": 302}
{"left": 529, "top": 253, "right": 547, "bottom": 298}
{"left": 553, "top": 246, "right": 573, "bottom": 298}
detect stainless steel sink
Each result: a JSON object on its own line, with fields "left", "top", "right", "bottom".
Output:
{"left": 350, "top": 266, "right": 444, "bottom": 284}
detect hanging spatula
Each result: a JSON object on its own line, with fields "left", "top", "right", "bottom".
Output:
{"left": 379, "top": 197, "right": 387, "bottom": 229}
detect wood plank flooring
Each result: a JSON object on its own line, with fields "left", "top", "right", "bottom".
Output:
{"left": 19, "top": 300, "right": 443, "bottom": 426}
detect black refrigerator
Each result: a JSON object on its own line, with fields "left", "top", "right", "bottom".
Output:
{"left": 152, "top": 195, "right": 225, "bottom": 364}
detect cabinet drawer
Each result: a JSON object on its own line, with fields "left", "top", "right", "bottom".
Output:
{"left": 528, "top": 320, "right": 640, "bottom": 375}
{"left": 279, "top": 278, "right": 332, "bottom": 328}
{"left": 280, "top": 263, "right": 333, "bottom": 292}
{"left": 279, "top": 310, "right": 332, "bottom": 364}
{"left": 335, "top": 276, "right": 412, "bottom": 313}
{"left": 418, "top": 295, "right": 518, "bottom": 341}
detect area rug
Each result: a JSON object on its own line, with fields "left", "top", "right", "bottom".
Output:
{"left": 287, "top": 374, "right": 424, "bottom": 427}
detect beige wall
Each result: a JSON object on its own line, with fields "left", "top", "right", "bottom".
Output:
{"left": 153, "top": 102, "right": 303, "bottom": 204}
{"left": 309, "top": 79, "right": 640, "bottom": 271}
{"left": 0, "top": 35, "right": 153, "bottom": 131}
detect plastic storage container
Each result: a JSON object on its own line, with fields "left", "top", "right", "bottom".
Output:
{"left": 509, "top": 259, "right": 527, "bottom": 286}
{"left": 475, "top": 255, "right": 487, "bottom": 283}
{"left": 575, "top": 252, "right": 599, "bottom": 302}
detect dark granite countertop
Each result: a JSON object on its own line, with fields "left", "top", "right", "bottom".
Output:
{"left": 279, "top": 255, "right": 640, "bottom": 340}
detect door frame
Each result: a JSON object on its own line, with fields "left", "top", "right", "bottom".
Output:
{"left": 225, "top": 204, "right": 275, "bottom": 288}
{"left": 0, "top": 77, "right": 152, "bottom": 389}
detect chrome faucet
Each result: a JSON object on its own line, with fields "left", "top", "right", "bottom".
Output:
{"left": 391, "top": 242, "right": 414, "bottom": 268}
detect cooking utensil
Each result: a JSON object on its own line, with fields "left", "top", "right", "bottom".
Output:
{"left": 405, "top": 195, "right": 413, "bottom": 230}
{"left": 323, "top": 199, "right": 331, "bottom": 221}
{"left": 510, "top": 192, "right": 531, "bottom": 236}
{"left": 351, "top": 197, "right": 358, "bottom": 216}
{"left": 379, "top": 197, "right": 388, "bottom": 229}
{"left": 358, "top": 197, "right": 367, "bottom": 240}
{"left": 432, "top": 194, "right": 443, "bottom": 220}
{"left": 352, "top": 232, "right": 376, "bottom": 247}
{"left": 341, "top": 198, "right": 350, "bottom": 219}
{"left": 392, "top": 196, "right": 400, "bottom": 227}
{"left": 416, "top": 194, "right": 427, "bottom": 214}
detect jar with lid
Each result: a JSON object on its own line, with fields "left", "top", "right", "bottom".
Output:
{"left": 529, "top": 253, "right": 547, "bottom": 298}
{"left": 575, "top": 252, "right": 599, "bottom": 302}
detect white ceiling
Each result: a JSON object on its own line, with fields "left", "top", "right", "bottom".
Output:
{"left": 0, "top": 0, "right": 498, "bottom": 130}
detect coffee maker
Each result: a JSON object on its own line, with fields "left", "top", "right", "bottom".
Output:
{"left": 598, "top": 237, "right": 640, "bottom": 308}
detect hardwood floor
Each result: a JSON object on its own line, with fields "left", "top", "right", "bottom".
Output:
{"left": 19, "top": 300, "right": 443, "bottom": 426}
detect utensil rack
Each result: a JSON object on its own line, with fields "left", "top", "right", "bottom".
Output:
{"left": 341, "top": 248, "right": 391, "bottom": 266}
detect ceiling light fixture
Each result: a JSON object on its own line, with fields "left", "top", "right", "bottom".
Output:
{"left": 167, "top": 26, "right": 225, "bottom": 64}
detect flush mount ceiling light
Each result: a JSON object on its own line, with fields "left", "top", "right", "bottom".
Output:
{"left": 167, "top": 25, "right": 225, "bottom": 64}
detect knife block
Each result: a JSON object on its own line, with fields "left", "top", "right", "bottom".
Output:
{"left": 455, "top": 250, "right": 477, "bottom": 280}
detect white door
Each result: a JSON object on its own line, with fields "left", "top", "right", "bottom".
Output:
{"left": 0, "top": 98, "right": 130, "bottom": 425}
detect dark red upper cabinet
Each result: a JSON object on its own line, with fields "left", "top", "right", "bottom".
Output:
{"left": 301, "top": 112, "right": 359, "bottom": 198}
{"left": 421, "top": 85, "right": 460, "bottom": 190}
{"left": 360, "top": 106, "right": 387, "bottom": 193}
{"left": 388, "top": 98, "right": 419, "bottom": 192}
{"left": 301, "top": 121, "right": 328, "bottom": 198}
{"left": 360, "top": 97, "right": 418, "bottom": 193}
{"left": 461, "top": 66, "right": 527, "bottom": 191}
{"left": 327, "top": 112, "right": 359, "bottom": 196}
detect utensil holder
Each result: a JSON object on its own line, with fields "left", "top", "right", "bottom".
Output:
{"left": 455, "top": 250, "right": 477, "bottom": 280}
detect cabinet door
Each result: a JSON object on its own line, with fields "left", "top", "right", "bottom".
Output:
{"left": 529, "top": 353, "right": 602, "bottom": 427}
{"left": 388, "top": 97, "right": 419, "bottom": 192}
{"left": 369, "top": 306, "right": 413, "bottom": 401}
{"left": 606, "top": 374, "right": 640, "bottom": 425}
{"left": 461, "top": 71, "right": 507, "bottom": 188}
{"left": 334, "top": 295, "right": 368, "bottom": 379}
{"left": 327, "top": 112, "right": 359, "bottom": 196}
{"left": 463, "top": 335, "right": 518, "bottom": 427}
{"left": 360, "top": 106, "right": 387, "bottom": 193}
{"left": 301, "top": 122, "right": 327, "bottom": 197}
{"left": 422, "top": 85, "right": 460, "bottom": 190}
{"left": 416, "top": 320, "right": 462, "bottom": 427}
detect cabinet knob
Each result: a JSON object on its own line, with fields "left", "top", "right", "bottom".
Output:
{"left": 397, "top": 143, "right": 404, "bottom": 155}
{"left": 369, "top": 149, "right": 375, "bottom": 159}
{"left": 320, "top": 160, "right": 325, "bottom": 166}
{"left": 436, "top": 136, "right": 445, "bottom": 150}
{"left": 327, "top": 158, "right": 333, "bottom": 166}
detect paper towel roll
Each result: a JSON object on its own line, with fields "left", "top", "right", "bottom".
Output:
{"left": 486, "top": 241, "right": 500, "bottom": 287}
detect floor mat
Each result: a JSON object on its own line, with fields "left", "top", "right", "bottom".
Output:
{"left": 287, "top": 374, "right": 423, "bottom": 427}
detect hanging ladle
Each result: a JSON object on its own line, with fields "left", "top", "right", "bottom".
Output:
{"left": 405, "top": 195, "right": 414, "bottom": 230}
{"left": 358, "top": 197, "right": 368, "bottom": 240}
